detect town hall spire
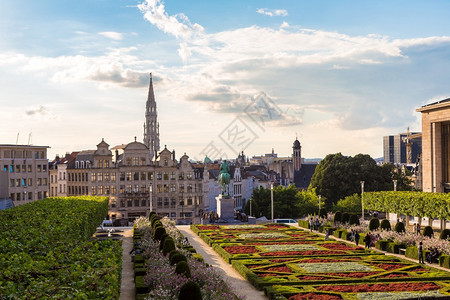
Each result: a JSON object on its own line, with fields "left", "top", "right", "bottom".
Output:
{"left": 143, "top": 73, "right": 160, "bottom": 160}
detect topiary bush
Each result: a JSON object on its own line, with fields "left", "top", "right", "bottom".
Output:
{"left": 175, "top": 261, "right": 191, "bottom": 278}
{"left": 423, "top": 225, "right": 434, "bottom": 238}
{"left": 169, "top": 249, "right": 180, "bottom": 262}
{"left": 170, "top": 253, "right": 187, "bottom": 266}
{"left": 159, "top": 233, "right": 169, "bottom": 250}
{"left": 394, "top": 221, "right": 405, "bottom": 233}
{"left": 341, "top": 212, "right": 350, "bottom": 224}
{"left": 440, "top": 229, "right": 450, "bottom": 240}
{"left": 349, "top": 214, "right": 360, "bottom": 225}
{"left": 149, "top": 211, "right": 156, "bottom": 221}
{"left": 369, "top": 217, "right": 380, "bottom": 231}
{"left": 333, "top": 211, "right": 342, "bottom": 223}
{"left": 380, "top": 219, "right": 391, "bottom": 231}
{"left": 178, "top": 281, "right": 202, "bottom": 300}
{"left": 154, "top": 226, "right": 166, "bottom": 241}
{"left": 162, "top": 237, "right": 176, "bottom": 256}
{"left": 319, "top": 208, "right": 327, "bottom": 218}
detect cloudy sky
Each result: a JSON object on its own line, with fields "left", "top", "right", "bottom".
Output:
{"left": 1, "top": 0, "right": 450, "bottom": 161}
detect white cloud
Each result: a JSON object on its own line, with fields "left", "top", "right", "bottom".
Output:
{"left": 98, "top": 31, "right": 124, "bottom": 40}
{"left": 256, "top": 8, "right": 288, "bottom": 17}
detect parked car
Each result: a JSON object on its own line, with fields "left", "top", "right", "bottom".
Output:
{"left": 274, "top": 219, "right": 297, "bottom": 224}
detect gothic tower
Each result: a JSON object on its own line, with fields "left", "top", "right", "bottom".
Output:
{"left": 143, "top": 73, "right": 160, "bottom": 160}
{"left": 293, "top": 137, "right": 302, "bottom": 172}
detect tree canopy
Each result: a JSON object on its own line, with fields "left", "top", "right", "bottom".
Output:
{"left": 309, "top": 153, "right": 412, "bottom": 208}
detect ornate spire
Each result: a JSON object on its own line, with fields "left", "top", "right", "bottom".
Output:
{"left": 143, "top": 73, "right": 160, "bottom": 160}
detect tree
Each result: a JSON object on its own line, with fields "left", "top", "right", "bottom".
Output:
{"left": 309, "top": 153, "right": 413, "bottom": 207}
{"left": 332, "top": 194, "right": 362, "bottom": 214}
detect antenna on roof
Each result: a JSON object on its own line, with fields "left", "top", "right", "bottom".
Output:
{"left": 16, "top": 133, "right": 19, "bottom": 145}
{"left": 28, "top": 131, "right": 32, "bottom": 145}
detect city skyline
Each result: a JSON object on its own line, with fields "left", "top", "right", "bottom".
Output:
{"left": 1, "top": 0, "right": 450, "bottom": 161}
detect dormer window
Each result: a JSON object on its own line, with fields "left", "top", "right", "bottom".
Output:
{"left": 164, "top": 159, "right": 168, "bottom": 166}
{"left": 75, "top": 161, "right": 79, "bottom": 168}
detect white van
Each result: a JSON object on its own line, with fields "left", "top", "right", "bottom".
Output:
{"left": 274, "top": 219, "right": 297, "bottom": 224}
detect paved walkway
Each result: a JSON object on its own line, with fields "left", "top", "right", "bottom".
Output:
{"left": 178, "top": 226, "right": 268, "bottom": 300}
{"left": 119, "top": 228, "right": 134, "bottom": 300}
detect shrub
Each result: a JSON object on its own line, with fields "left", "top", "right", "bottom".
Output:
{"left": 341, "top": 212, "right": 350, "bottom": 224}
{"left": 170, "top": 253, "right": 187, "bottom": 266}
{"left": 423, "top": 225, "right": 434, "bottom": 238}
{"left": 149, "top": 211, "right": 156, "bottom": 221}
{"left": 159, "top": 233, "right": 169, "bottom": 250}
{"left": 349, "top": 214, "right": 360, "bottom": 225}
{"left": 375, "top": 240, "right": 388, "bottom": 251}
{"left": 318, "top": 208, "right": 327, "bottom": 218}
{"left": 162, "top": 237, "right": 176, "bottom": 256}
{"left": 154, "top": 226, "right": 166, "bottom": 241}
{"left": 369, "top": 218, "right": 380, "bottom": 231}
{"left": 405, "top": 246, "right": 418, "bottom": 260}
{"left": 386, "top": 242, "right": 401, "bottom": 254}
{"left": 333, "top": 194, "right": 362, "bottom": 214}
{"left": 178, "top": 281, "right": 202, "bottom": 300}
{"left": 440, "top": 229, "right": 450, "bottom": 240}
{"left": 394, "top": 222, "right": 405, "bottom": 233}
{"left": 175, "top": 261, "right": 191, "bottom": 278}
{"left": 440, "top": 254, "right": 450, "bottom": 269}
{"left": 380, "top": 219, "right": 391, "bottom": 231}
{"left": 333, "top": 211, "right": 342, "bottom": 223}
{"left": 135, "top": 275, "right": 150, "bottom": 294}
{"left": 168, "top": 249, "right": 180, "bottom": 261}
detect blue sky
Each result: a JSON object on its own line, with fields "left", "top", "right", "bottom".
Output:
{"left": 1, "top": 0, "right": 450, "bottom": 161}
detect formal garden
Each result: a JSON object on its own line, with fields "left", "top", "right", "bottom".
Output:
{"left": 0, "top": 196, "right": 122, "bottom": 299}
{"left": 192, "top": 222, "right": 450, "bottom": 300}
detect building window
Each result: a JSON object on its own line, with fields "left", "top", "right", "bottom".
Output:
{"left": 111, "top": 173, "right": 116, "bottom": 181}
{"left": 91, "top": 186, "right": 97, "bottom": 195}
{"left": 98, "top": 186, "right": 103, "bottom": 195}
{"left": 37, "top": 191, "right": 42, "bottom": 200}
{"left": 179, "top": 172, "right": 184, "bottom": 180}
{"left": 27, "top": 178, "right": 32, "bottom": 186}
{"left": 141, "top": 199, "right": 147, "bottom": 206}
{"left": 21, "top": 165, "right": 26, "bottom": 172}
{"left": 157, "top": 172, "right": 162, "bottom": 180}
{"left": 134, "top": 199, "right": 140, "bottom": 207}
{"left": 132, "top": 157, "right": 139, "bottom": 166}
{"left": 187, "top": 184, "right": 193, "bottom": 193}
{"left": 170, "top": 172, "right": 175, "bottom": 180}
{"left": 164, "top": 159, "right": 168, "bottom": 166}
{"left": 91, "top": 173, "right": 97, "bottom": 182}
{"left": 170, "top": 184, "right": 176, "bottom": 192}
{"left": 157, "top": 184, "right": 162, "bottom": 193}
{"left": 127, "top": 200, "right": 132, "bottom": 207}
{"left": 187, "top": 197, "right": 193, "bottom": 205}
{"left": 170, "top": 198, "right": 176, "bottom": 208}
{"left": 120, "top": 200, "right": 125, "bottom": 207}
{"left": 126, "top": 158, "right": 131, "bottom": 166}
{"left": 163, "top": 172, "right": 169, "bottom": 180}
{"left": 141, "top": 157, "right": 146, "bottom": 165}
{"left": 111, "top": 186, "right": 116, "bottom": 194}
{"left": 179, "top": 184, "right": 184, "bottom": 192}
{"left": 120, "top": 172, "right": 125, "bottom": 181}
{"left": 98, "top": 173, "right": 103, "bottom": 182}
{"left": 134, "top": 172, "right": 139, "bottom": 181}
{"left": 140, "top": 172, "right": 146, "bottom": 181}
{"left": 164, "top": 197, "right": 169, "bottom": 207}
{"left": 80, "top": 161, "right": 85, "bottom": 168}
{"left": 120, "top": 185, "right": 125, "bottom": 194}
{"left": 43, "top": 165, "right": 47, "bottom": 172}
{"left": 75, "top": 161, "right": 79, "bottom": 168}
{"left": 104, "top": 173, "right": 110, "bottom": 181}
{"left": 42, "top": 178, "right": 47, "bottom": 185}
{"left": 157, "top": 197, "right": 162, "bottom": 208}
{"left": 104, "top": 160, "right": 109, "bottom": 168}
{"left": 163, "top": 184, "right": 169, "bottom": 193}
{"left": 98, "top": 160, "right": 103, "bottom": 168}
{"left": 148, "top": 172, "right": 153, "bottom": 180}
{"left": 126, "top": 172, "right": 132, "bottom": 181}
{"left": 28, "top": 192, "right": 32, "bottom": 200}
{"left": 186, "top": 172, "right": 193, "bottom": 180}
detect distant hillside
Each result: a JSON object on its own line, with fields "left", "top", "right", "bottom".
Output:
{"left": 304, "top": 158, "right": 322, "bottom": 164}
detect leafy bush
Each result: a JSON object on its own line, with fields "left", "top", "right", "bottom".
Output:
{"left": 349, "top": 214, "right": 360, "bottom": 225}
{"left": 341, "top": 212, "right": 350, "bottom": 224}
{"left": 178, "top": 281, "right": 202, "bottom": 300}
{"left": 333, "top": 211, "right": 342, "bottom": 223}
{"left": 369, "top": 218, "right": 380, "bottom": 231}
{"left": 394, "top": 222, "right": 405, "bottom": 233}
{"left": 333, "top": 194, "right": 362, "bottom": 214}
{"left": 423, "top": 225, "right": 434, "bottom": 238}
{"left": 175, "top": 261, "right": 191, "bottom": 278}
{"left": 154, "top": 226, "right": 167, "bottom": 241}
{"left": 380, "top": 219, "right": 391, "bottom": 231}
{"left": 163, "top": 237, "right": 176, "bottom": 256}
{"left": 159, "top": 233, "right": 169, "bottom": 250}
{"left": 170, "top": 253, "right": 188, "bottom": 266}
{"left": 440, "top": 229, "right": 450, "bottom": 240}
{"left": 0, "top": 196, "right": 121, "bottom": 299}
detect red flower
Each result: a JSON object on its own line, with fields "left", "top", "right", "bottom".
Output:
{"left": 223, "top": 245, "right": 259, "bottom": 254}
{"left": 197, "top": 225, "right": 219, "bottom": 230}
{"left": 289, "top": 293, "right": 342, "bottom": 300}
{"left": 260, "top": 250, "right": 343, "bottom": 256}
{"left": 316, "top": 282, "right": 440, "bottom": 293}
{"left": 319, "top": 243, "right": 360, "bottom": 251}
{"left": 369, "top": 263, "right": 407, "bottom": 271}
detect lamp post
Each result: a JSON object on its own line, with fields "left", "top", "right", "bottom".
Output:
{"left": 270, "top": 182, "right": 274, "bottom": 223}
{"left": 360, "top": 181, "right": 365, "bottom": 220}
{"left": 150, "top": 184, "right": 153, "bottom": 213}
{"left": 318, "top": 195, "right": 321, "bottom": 211}
{"left": 250, "top": 198, "right": 252, "bottom": 217}
{"left": 393, "top": 179, "right": 398, "bottom": 192}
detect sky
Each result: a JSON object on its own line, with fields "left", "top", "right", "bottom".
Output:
{"left": 1, "top": 0, "right": 450, "bottom": 161}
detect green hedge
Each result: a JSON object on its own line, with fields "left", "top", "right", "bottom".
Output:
{"left": 386, "top": 242, "right": 403, "bottom": 254}
{"left": 333, "top": 229, "right": 345, "bottom": 239}
{"left": 440, "top": 255, "right": 450, "bottom": 269}
{"left": 0, "top": 196, "right": 121, "bottom": 299}
{"left": 298, "top": 220, "right": 309, "bottom": 229}
{"left": 375, "top": 240, "right": 389, "bottom": 251}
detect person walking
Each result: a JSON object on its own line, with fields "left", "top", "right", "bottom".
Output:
{"left": 309, "top": 218, "right": 314, "bottom": 232}
{"left": 355, "top": 231, "right": 360, "bottom": 246}
{"left": 418, "top": 241, "right": 424, "bottom": 264}
{"left": 364, "top": 232, "right": 372, "bottom": 249}
{"left": 325, "top": 229, "right": 330, "bottom": 241}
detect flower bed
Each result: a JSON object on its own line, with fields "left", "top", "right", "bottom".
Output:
{"left": 192, "top": 223, "right": 450, "bottom": 299}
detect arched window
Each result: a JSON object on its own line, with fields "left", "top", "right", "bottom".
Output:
{"left": 75, "top": 161, "right": 79, "bottom": 168}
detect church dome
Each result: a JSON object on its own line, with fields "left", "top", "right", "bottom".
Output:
{"left": 293, "top": 139, "right": 301, "bottom": 149}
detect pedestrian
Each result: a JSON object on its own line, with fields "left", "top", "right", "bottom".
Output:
{"left": 355, "top": 231, "right": 360, "bottom": 246}
{"left": 413, "top": 223, "right": 417, "bottom": 233}
{"left": 309, "top": 218, "right": 314, "bottom": 232}
{"left": 418, "top": 241, "right": 424, "bottom": 264}
{"left": 364, "top": 232, "right": 372, "bottom": 249}
{"left": 315, "top": 218, "right": 320, "bottom": 231}
{"left": 417, "top": 224, "right": 421, "bottom": 234}
{"left": 349, "top": 230, "right": 354, "bottom": 242}
{"left": 325, "top": 229, "right": 330, "bottom": 241}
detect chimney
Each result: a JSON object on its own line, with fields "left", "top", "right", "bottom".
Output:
{"left": 172, "top": 150, "right": 176, "bottom": 161}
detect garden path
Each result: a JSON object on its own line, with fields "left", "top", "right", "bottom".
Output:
{"left": 119, "top": 228, "right": 135, "bottom": 300}
{"left": 178, "top": 225, "right": 268, "bottom": 300}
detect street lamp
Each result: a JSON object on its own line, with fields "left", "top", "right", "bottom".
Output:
{"left": 360, "top": 181, "right": 365, "bottom": 220}
{"left": 318, "top": 195, "right": 321, "bottom": 211}
{"left": 250, "top": 198, "right": 252, "bottom": 217}
{"left": 270, "top": 182, "right": 274, "bottom": 223}
{"left": 393, "top": 179, "right": 398, "bottom": 192}
{"left": 149, "top": 184, "right": 153, "bottom": 213}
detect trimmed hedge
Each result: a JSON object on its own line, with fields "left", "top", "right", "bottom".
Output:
{"left": 349, "top": 214, "right": 360, "bottom": 226}
{"left": 394, "top": 222, "right": 405, "bottom": 233}
{"left": 423, "top": 225, "right": 434, "bottom": 238}
{"left": 375, "top": 239, "right": 388, "bottom": 251}
{"left": 380, "top": 219, "right": 391, "bottom": 230}
{"left": 298, "top": 220, "right": 309, "bottom": 229}
{"left": 441, "top": 229, "right": 450, "bottom": 240}
{"left": 333, "top": 211, "right": 342, "bottom": 223}
{"left": 440, "top": 255, "right": 450, "bottom": 269}
{"left": 386, "top": 242, "right": 403, "bottom": 254}
{"left": 369, "top": 218, "right": 380, "bottom": 231}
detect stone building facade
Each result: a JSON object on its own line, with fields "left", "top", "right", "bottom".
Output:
{"left": 0, "top": 144, "right": 49, "bottom": 205}
{"left": 417, "top": 99, "right": 450, "bottom": 193}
